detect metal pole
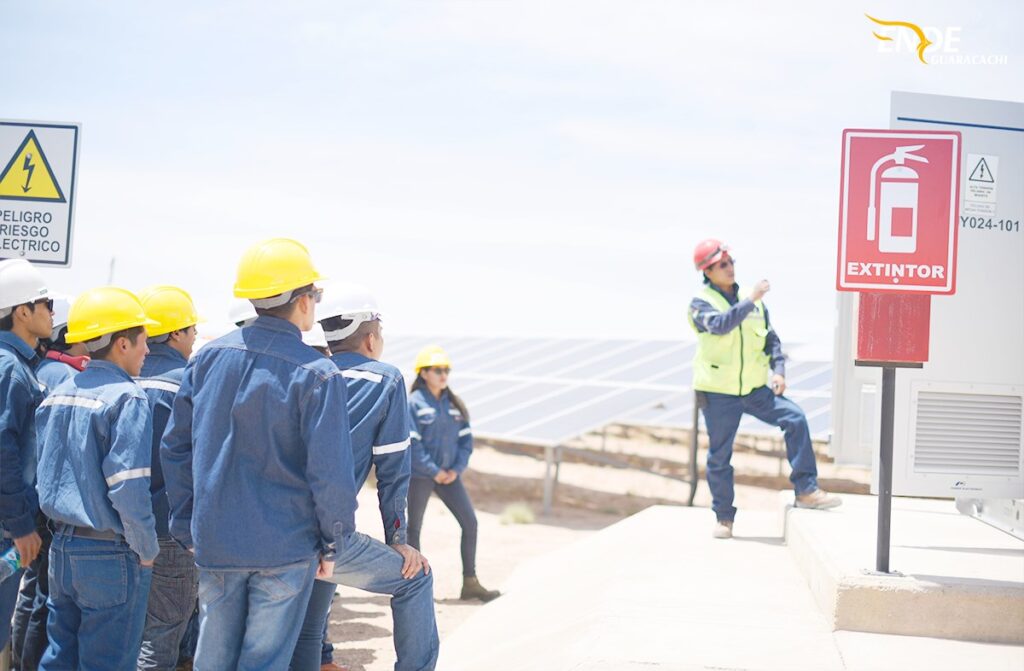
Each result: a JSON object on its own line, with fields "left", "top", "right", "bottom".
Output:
{"left": 876, "top": 366, "right": 896, "bottom": 573}
{"left": 542, "top": 445, "right": 554, "bottom": 515}
{"left": 688, "top": 394, "right": 700, "bottom": 506}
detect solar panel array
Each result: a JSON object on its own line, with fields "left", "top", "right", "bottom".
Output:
{"left": 385, "top": 336, "right": 832, "bottom": 447}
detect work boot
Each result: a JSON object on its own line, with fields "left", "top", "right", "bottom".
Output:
{"left": 712, "top": 520, "right": 733, "bottom": 539}
{"left": 795, "top": 489, "right": 843, "bottom": 510}
{"left": 461, "top": 576, "right": 501, "bottom": 602}
{"left": 321, "top": 663, "right": 350, "bottom": 671}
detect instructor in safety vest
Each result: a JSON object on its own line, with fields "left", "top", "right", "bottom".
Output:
{"left": 688, "top": 239, "right": 841, "bottom": 539}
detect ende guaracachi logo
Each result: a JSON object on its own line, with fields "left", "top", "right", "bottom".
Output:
{"left": 866, "top": 14, "right": 1009, "bottom": 66}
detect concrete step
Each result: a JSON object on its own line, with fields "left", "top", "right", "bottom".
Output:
{"left": 439, "top": 505, "right": 1024, "bottom": 670}
{"left": 782, "top": 493, "right": 1024, "bottom": 644}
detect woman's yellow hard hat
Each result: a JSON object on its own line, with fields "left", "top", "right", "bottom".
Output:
{"left": 414, "top": 345, "right": 452, "bottom": 372}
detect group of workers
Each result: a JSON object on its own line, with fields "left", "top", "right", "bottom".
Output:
{"left": 0, "top": 237, "right": 499, "bottom": 671}
{"left": 0, "top": 233, "right": 842, "bottom": 670}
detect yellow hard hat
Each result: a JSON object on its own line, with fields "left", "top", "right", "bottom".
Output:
{"left": 414, "top": 345, "right": 452, "bottom": 372}
{"left": 65, "top": 287, "right": 160, "bottom": 344}
{"left": 233, "top": 238, "right": 325, "bottom": 300}
{"left": 138, "top": 285, "right": 204, "bottom": 337}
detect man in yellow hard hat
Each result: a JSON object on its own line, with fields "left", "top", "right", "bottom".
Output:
{"left": 34, "top": 287, "right": 160, "bottom": 670}
{"left": 135, "top": 286, "right": 202, "bottom": 671}
{"left": 161, "top": 239, "right": 437, "bottom": 670}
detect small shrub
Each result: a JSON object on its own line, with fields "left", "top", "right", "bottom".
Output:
{"left": 500, "top": 502, "right": 536, "bottom": 525}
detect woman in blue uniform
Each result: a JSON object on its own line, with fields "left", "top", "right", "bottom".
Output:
{"left": 407, "top": 345, "right": 500, "bottom": 602}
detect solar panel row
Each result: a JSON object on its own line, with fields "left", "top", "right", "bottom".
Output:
{"left": 384, "top": 336, "right": 832, "bottom": 446}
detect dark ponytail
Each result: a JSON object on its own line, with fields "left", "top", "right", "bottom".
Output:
{"left": 411, "top": 371, "right": 470, "bottom": 422}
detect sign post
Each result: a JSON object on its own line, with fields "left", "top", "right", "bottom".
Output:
{"left": 836, "top": 129, "right": 961, "bottom": 574}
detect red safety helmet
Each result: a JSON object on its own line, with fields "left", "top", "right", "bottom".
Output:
{"left": 693, "top": 238, "right": 731, "bottom": 271}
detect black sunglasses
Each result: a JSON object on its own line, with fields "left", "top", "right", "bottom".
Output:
{"left": 31, "top": 298, "right": 54, "bottom": 313}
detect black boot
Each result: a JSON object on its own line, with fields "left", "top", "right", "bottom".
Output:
{"left": 460, "top": 576, "right": 501, "bottom": 602}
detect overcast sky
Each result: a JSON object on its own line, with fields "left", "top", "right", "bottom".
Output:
{"left": 3, "top": 1, "right": 1021, "bottom": 359}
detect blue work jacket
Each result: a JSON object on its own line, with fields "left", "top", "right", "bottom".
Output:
{"left": 35, "top": 357, "right": 78, "bottom": 395}
{"left": 138, "top": 343, "right": 187, "bottom": 539}
{"left": 330, "top": 352, "right": 411, "bottom": 546}
{"left": 408, "top": 387, "right": 473, "bottom": 480}
{"left": 161, "top": 316, "right": 356, "bottom": 570}
{"left": 0, "top": 332, "right": 43, "bottom": 538}
{"left": 35, "top": 360, "right": 159, "bottom": 561}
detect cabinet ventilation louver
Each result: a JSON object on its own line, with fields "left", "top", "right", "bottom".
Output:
{"left": 913, "top": 391, "right": 1023, "bottom": 476}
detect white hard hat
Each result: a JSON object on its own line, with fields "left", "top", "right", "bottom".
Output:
{"left": 228, "top": 298, "right": 258, "bottom": 327}
{"left": 0, "top": 259, "right": 49, "bottom": 318}
{"left": 316, "top": 281, "right": 381, "bottom": 342}
{"left": 302, "top": 323, "right": 328, "bottom": 349}
{"left": 49, "top": 296, "right": 73, "bottom": 340}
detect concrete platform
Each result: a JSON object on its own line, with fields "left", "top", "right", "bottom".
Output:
{"left": 783, "top": 493, "right": 1024, "bottom": 644}
{"left": 438, "top": 505, "right": 1024, "bottom": 670}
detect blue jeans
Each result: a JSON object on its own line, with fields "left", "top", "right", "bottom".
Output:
{"left": 290, "top": 579, "right": 336, "bottom": 670}
{"left": 12, "top": 520, "right": 52, "bottom": 670}
{"left": 138, "top": 539, "right": 198, "bottom": 670}
{"left": 0, "top": 536, "right": 24, "bottom": 651}
{"left": 40, "top": 533, "right": 153, "bottom": 671}
{"left": 324, "top": 532, "right": 438, "bottom": 671}
{"left": 701, "top": 385, "right": 819, "bottom": 522}
{"left": 194, "top": 557, "right": 319, "bottom": 671}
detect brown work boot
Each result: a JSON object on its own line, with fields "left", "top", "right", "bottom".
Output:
{"left": 320, "top": 663, "right": 350, "bottom": 671}
{"left": 461, "top": 576, "right": 501, "bottom": 602}
{"left": 712, "top": 520, "right": 733, "bottom": 539}
{"left": 795, "top": 489, "right": 843, "bottom": 510}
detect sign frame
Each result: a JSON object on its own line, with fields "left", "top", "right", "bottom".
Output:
{"left": 0, "top": 119, "right": 81, "bottom": 267}
{"left": 836, "top": 128, "right": 961, "bottom": 295}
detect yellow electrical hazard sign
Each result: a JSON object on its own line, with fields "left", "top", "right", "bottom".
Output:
{"left": 0, "top": 130, "right": 66, "bottom": 203}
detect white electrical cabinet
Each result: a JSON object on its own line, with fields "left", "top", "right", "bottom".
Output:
{"left": 831, "top": 92, "right": 1024, "bottom": 499}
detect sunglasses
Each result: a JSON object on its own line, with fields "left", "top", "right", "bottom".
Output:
{"left": 716, "top": 258, "right": 734, "bottom": 270}
{"left": 32, "top": 298, "right": 55, "bottom": 313}
{"left": 292, "top": 287, "right": 323, "bottom": 304}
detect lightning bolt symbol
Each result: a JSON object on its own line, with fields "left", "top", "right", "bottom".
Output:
{"left": 22, "top": 153, "right": 35, "bottom": 193}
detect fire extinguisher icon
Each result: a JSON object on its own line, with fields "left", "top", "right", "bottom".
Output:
{"left": 867, "top": 145, "right": 929, "bottom": 254}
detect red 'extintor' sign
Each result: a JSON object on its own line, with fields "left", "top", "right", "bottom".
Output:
{"left": 836, "top": 129, "right": 961, "bottom": 294}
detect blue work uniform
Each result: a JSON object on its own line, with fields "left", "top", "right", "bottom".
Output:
{"left": 11, "top": 353, "right": 82, "bottom": 668}
{"left": 408, "top": 388, "right": 473, "bottom": 479}
{"left": 689, "top": 282, "right": 818, "bottom": 522}
{"left": 332, "top": 352, "right": 411, "bottom": 544}
{"left": 0, "top": 331, "right": 44, "bottom": 651}
{"left": 138, "top": 343, "right": 188, "bottom": 539}
{"left": 34, "top": 359, "right": 158, "bottom": 671}
{"left": 35, "top": 356, "right": 78, "bottom": 395}
{"left": 137, "top": 343, "right": 197, "bottom": 671}
{"left": 160, "top": 315, "right": 359, "bottom": 670}
{"left": 291, "top": 351, "right": 415, "bottom": 670}
{"left": 160, "top": 316, "right": 356, "bottom": 569}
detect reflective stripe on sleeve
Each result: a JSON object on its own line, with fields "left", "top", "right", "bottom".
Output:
{"left": 40, "top": 395, "right": 104, "bottom": 409}
{"left": 342, "top": 370, "right": 384, "bottom": 384}
{"left": 105, "top": 467, "right": 152, "bottom": 487}
{"left": 372, "top": 438, "right": 410, "bottom": 456}
{"left": 458, "top": 428, "right": 472, "bottom": 437}
{"left": 410, "top": 431, "right": 422, "bottom": 440}
{"left": 137, "top": 379, "right": 181, "bottom": 393}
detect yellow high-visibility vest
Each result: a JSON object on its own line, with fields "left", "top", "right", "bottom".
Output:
{"left": 688, "top": 285, "right": 770, "bottom": 396}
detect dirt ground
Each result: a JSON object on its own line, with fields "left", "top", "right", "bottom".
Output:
{"left": 326, "top": 436, "right": 870, "bottom": 670}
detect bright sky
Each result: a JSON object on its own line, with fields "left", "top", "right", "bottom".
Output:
{"left": 3, "top": 2, "right": 1021, "bottom": 359}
